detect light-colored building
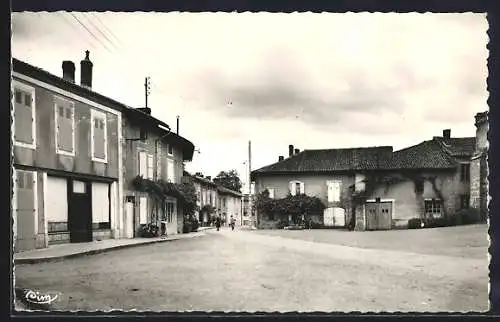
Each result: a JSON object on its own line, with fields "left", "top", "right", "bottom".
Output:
{"left": 252, "top": 126, "right": 478, "bottom": 230}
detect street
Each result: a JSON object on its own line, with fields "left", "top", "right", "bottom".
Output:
{"left": 15, "top": 227, "right": 489, "bottom": 312}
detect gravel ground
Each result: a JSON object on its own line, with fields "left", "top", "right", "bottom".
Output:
{"left": 14, "top": 227, "right": 489, "bottom": 313}
{"left": 251, "top": 224, "right": 489, "bottom": 259}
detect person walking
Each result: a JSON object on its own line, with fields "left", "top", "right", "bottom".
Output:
{"left": 215, "top": 216, "right": 221, "bottom": 231}
{"left": 230, "top": 215, "right": 236, "bottom": 231}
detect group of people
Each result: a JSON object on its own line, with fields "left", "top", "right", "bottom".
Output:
{"left": 214, "top": 215, "right": 236, "bottom": 231}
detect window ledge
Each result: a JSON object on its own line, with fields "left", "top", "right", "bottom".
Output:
{"left": 14, "top": 141, "right": 36, "bottom": 150}
{"left": 92, "top": 157, "right": 108, "bottom": 164}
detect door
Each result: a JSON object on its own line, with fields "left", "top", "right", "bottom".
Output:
{"left": 125, "top": 200, "right": 135, "bottom": 238}
{"left": 378, "top": 202, "right": 392, "bottom": 230}
{"left": 68, "top": 180, "right": 92, "bottom": 243}
{"left": 14, "top": 170, "right": 37, "bottom": 251}
{"left": 365, "top": 203, "right": 378, "bottom": 230}
{"left": 365, "top": 202, "right": 392, "bottom": 230}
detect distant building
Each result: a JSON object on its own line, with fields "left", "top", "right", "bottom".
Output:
{"left": 187, "top": 173, "right": 242, "bottom": 226}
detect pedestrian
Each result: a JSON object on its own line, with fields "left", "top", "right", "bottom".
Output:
{"left": 215, "top": 216, "right": 221, "bottom": 231}
{"left": 230, "top": 215, "right": 235, "bottom": 231}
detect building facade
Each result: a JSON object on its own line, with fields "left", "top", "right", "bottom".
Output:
{"left": 470, "top": 111, "right": 489, "bottom": 222}
{"left": 217, "top": 186, "right": 243, "bottom": 226}
{"left": 12, "top": 53, "right": 125, "bottom": 252}
{"left": 122, "top": 108, "right": 195, "bottom": 237}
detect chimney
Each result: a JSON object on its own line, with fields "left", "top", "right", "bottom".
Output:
{"left": 206, "top": 176, "right": 211, "bottom": 181}
{"left": 288, "top": 145, "right": 294, "bottom": 157}
{"left": 278, "top": 156, "right": 284, "bottom": 162}
{"left": 443, "top": 129, "right": 451, "bottom": 139}
{"left": 137, "top": 107, "right": 151, "bottom": 115}
{"left": 80, "top": 50, "right": 93, "bottom": 89}
{"left": 295, "top": 148, "right": 300, "bottom": 154}
{"left": 176, "top": 115, "right": 180, "bottom": 135}
{"left": 62, "top": 60, "right": 75, "bottom": 83}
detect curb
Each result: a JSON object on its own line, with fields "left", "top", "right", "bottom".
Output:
{"left": 15, "top": 233, "right": 204, "bottom": 265}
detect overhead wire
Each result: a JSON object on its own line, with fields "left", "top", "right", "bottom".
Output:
{"left": 69, "top": 12, "right": 114, "bottom": 54}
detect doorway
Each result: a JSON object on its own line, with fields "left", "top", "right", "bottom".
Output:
{"left": 125, "top": 197, "right": 135, "bottom": 238}
{"left": 365, "top": 201, "right": 393, "bottom": 230}
{"left": 68, "top": 180, "right": 92, "bottom": 243}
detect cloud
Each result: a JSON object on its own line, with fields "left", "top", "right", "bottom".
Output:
{"left": 11, "top": 12, "right": 488, "bottom": 176}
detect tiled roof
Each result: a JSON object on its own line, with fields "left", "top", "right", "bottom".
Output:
{"left": 252, "top": 136, "right": 476, "bottom": 176}
{"left": 387, "top": 140, "right": 457, "bottom": 169}
{"left": 252, "top": 146, "right": 394, "bottom": 174}
{"left": 433, "top": 137, "right": 476, "bottom": 157}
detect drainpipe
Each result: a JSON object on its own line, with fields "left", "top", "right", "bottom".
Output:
{"left": 155, "top": 126, "right": 172, "bottom": 234}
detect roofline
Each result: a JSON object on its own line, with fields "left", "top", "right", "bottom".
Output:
{"left": 12, "top": 58, "right": 195, "bottom": 160}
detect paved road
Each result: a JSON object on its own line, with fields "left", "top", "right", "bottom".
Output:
{"left": 14, "top": 228, "right": 488, "bottom": 312}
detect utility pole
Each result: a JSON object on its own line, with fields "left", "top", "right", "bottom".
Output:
{"left": 145, "top": 76, "right": 151, "bottom": 108}
{"left": 248, "top": 140, "right": 255, "bottom": 228}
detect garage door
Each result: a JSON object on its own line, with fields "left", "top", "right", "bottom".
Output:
{"left": 46, "top": 176, "right": 69, "bottom": 233}
{"left": 92, "top": 182, "right": 110, "bottom": 228}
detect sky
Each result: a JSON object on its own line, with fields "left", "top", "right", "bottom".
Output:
{"left": 11, "top": 12, "right": 488, "bottom": 193}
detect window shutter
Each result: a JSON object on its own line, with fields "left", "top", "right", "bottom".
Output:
{"left": 267, "top": 188, "right": 275, "bottom": 199}
{"left": 139, "top": 152, "right": 147, "bottom": 177}
{"left": 147, "top": 154, "right": 154, "bottom": 179}
{"left": 299, "top": 182, "right": 305, "bottom": 195}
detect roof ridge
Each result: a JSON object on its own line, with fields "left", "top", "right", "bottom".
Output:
{"left": 303, "top": 145, "right": 393, "bottom": 152}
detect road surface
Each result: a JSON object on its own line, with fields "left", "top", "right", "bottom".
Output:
{"left": 14, "top": 228, "right": 489, "bottom": 312}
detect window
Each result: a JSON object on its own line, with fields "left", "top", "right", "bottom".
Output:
{"left": 289, "top": 181, "right": 304, "bottom": 196}
{"left": 166, "top": 201, "right": 175, "bottom": 223}
{"left": 424, "top": 199, "right": 443, "bottom": 219}
{"left": 460, "top": 194, "right": 470, "bottom": 209}
{"left": 54, "top": 96, "right": 75, "bottom": 156}
{"left": 167, "top": 159, "right": 175, "bottom": 182}
{"left": 460, "top": 163, "right": 470, "bottom": 182}
{"left": 167, "top": 144, "right": 173, "bottom": 156}
{"left": 90, "top": 109, "right": 107, "bottom": 163}
{"left": 13, "top": 81, "right": 36, "bottom": 149}
{"left": 266, "top": 188, "right": 275, "bottom": 199}
{"left": 147, "top": 154, "right": 154, "bottom": 179}
{"left": 327, "top": 180, "right": 342, "bottom": 202}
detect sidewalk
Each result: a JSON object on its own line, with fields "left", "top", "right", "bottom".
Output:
{"left": 15, "top": 228, "right": 213, "bottom": 265}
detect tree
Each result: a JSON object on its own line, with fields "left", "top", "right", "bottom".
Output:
{"left": 213, "top": 169, "right": 242, "bottom": 192}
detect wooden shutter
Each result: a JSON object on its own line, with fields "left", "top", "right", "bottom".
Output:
{"left": 138, "top": 152, "right": 147, "bottom": 177}
{"left": 289, "top": 181, "right": 295, "bottom": 196}
{"left": 299, "top": 182, "right": 305, "bottom": 195}
{"left": 267, "top": 188, "right": 275, "bottom": 199}
{"left": 147, "top": 154, "right": 154, "bottom": 179}
{"left": 14, "top": 88, "right": 34, "bottom": 144}
{"left": 139, "top": 197, "right": 147, "bottom": 224}
{"left": 167, "top": 159, "right": 174, "bottom": 182}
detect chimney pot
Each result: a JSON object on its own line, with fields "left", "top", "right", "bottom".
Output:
{"left": 443, "top": 129, "right": 451, "bottom": 139}
{"left": 294, "top": 148, "right": 300, "bottom": 154}
{"left": 278, "top": 155, "right": 284, "bottom": 162}
{"left": 62, "top": 60, "right": 75, "bottom": 83}
{"left": 80, "top": 50, "right": 93, "bottom": 89}
{"left": 288, "top": 145, "right": 294, "bottom": 157}
{"left": 137, "top": 107, "right": 152, "bottom": 115}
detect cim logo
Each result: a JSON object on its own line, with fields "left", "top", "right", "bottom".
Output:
{"left": 23, "top": 289, "right": 59, "bottom": 305}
